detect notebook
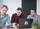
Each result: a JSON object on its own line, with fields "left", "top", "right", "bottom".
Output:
{"left": 19, "top": 18, "right": 33, "bottom": 28}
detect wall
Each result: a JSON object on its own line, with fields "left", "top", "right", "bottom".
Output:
{"left": 37, "top": 0, "right": 40, "bottom": 15}
{"left": 3, "top": 0, "right": 22, "bottom": 19}
{"left": 22, "top": 0, "right": 36, "bottom": 17}
{"left": 0, "top": 0, "right": 3, "bottom": 9}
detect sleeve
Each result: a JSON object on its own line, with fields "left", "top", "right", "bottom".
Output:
{"left": 5, "top": 15, "right": 11, "bottom": 26}
{"left": 11, "top": 14, "right": 15, "bottom": 23}
{"left": 38, "top": 15, "right": 40, "bottom": 24}
{"left": 27, "top": 15, "right": 31, "bottom": 19}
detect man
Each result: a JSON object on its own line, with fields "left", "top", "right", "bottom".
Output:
{"left": 27, "top": 9, "right": 40, "bottom": 29}
{"left": 0, "top": 5, "right": 11, "bottom": 28}
{"left": 11, "top": 8, "right": 23, "bottom": 29}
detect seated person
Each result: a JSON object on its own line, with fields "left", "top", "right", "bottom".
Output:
{"left": 27, "top": 9, "right": 40, "bottom": 29}
{"left": 27, "top": 9, "right": 40, "bottom": 24}
{"left": 0, "top": 5, "right": 11, "bottom": 27}
{"left": 11, "top": 8, "right": 23, "bottom": 27}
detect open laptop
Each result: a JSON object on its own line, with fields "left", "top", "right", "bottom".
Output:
{"left": 19, "top": 18, "right": 33, "bottom": 28}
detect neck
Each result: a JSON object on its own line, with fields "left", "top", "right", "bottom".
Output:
{"left": 1, "top": 14, "right": 6, "bottom": 16}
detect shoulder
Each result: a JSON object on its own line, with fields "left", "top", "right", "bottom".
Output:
{"left": 37, "top": 15, "right": 40, "bottom": 18}
{"left": 5, "top": 14, "right": 9, "bottom": 17}
{"left": 27, "top": 15, "right": 32, "bottom": 19}
{"left": 12, "top": 13, "right": 17, "bottom": 17}
{"left": 27, "top": 15, "right": 31, "bottom": 17}
{"left": 5, "top": 14, "right": 10, "bottom": 18}
{"left": 12, "top": 13, "right": 17, "bottom": 16}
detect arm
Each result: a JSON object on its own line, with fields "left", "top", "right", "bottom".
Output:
{"left": 5, "top": 15, "right": 11, "bottom": 26}
{"left": 38, "top": 15, "right": 40, "bottom": 24}
{"left": 11, "top": 14, "right": 17, "bottom": 27}
{"left": 11, "top": 14, "right": 15, "bottom": 23}
{"left": 27, "top": 15, "right": 31, "bottom": 19}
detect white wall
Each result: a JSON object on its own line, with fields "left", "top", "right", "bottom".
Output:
{"left": 3, "top": 0, "right": 40, "bottom": 19}
{"left": 37, "top": 0, "right": 40, "bottom": 15}
{"left": 3, "top": 0, "right": 22, "bottom": 19}
{"left": 0, "top": 0, "right": 3, "bottom": 8}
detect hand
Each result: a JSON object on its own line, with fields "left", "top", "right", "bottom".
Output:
{"left": 17, "top": 24, "right": 19, "bottom": 27}
{"left": 12, "top": 23, "right": 16, "bottom": 27}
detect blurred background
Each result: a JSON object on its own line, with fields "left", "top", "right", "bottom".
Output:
{"left": 0, "top": 0, "right": 22, "bottom": 19}
{"left": 0, "top": 0, "right": 40, "bottom": 29}
{"left": 0, "top": 0, "right": 40, "bottom": 18}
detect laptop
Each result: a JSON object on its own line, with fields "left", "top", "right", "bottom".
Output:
{"left": 19, "top": 18, "right": 33, "bottom": 28}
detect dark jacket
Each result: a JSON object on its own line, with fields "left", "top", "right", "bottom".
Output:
{"left": 11, "top": 13, "right": 23, "bottom": 24}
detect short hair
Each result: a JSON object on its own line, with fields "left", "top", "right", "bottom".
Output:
{"left": 17, "top": 8, "right": 24, "bottom": 15}
{"left": 17, "top": 8, "right": 22, "bottom": 10}
{"left": 30, "top": 9, "right": 36, "bottom": 13}
{"left": 2, "top": 5, "right": 8, "bottom": 10}
{"left": 17, "top": 8, "right": 23, "bottom": 12}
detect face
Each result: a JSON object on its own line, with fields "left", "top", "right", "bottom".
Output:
{"left": 1, "top": 7, "right": 8, "bottom": 15}
{"left": 30, "top": 10, "right": 36, "bottom": 16}
{"left": 16, "top": 10, "right": 22, "bottom": 16}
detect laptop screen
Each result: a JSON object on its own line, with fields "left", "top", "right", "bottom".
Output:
{"left": 19, "top": 18, "right": 33, "bottom": 28}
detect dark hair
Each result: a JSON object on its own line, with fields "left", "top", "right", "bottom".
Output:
{"left": 17, "top": 8, "right": 22, "bottom": 10}
{"left": 30, "top": 9, "right": 36, "bottom": 13}
{"left": 17, "top": 8, "right": 24, "bottom": 16}
{"left": 2, "top": 5, "right": 8, "bottom": 10}
{"left": 17, "top": 8, "right": 23, "bottom": 13}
